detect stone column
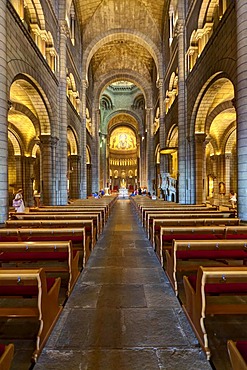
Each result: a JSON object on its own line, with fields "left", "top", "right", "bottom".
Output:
{"left": 99, "top": 132, "right": 107, "bottom": 190}
{"left": 39, "top": 135, "right": 58, "bottom": 205}
{"left": 80, "top": 80, "right": 87, "bottom": 198}
{"left": 69, "top": 154, "right": 80, "bottom": 199}
{"left": 176, "top": 19, "right": 187, "bottom": 204}
{"left": 187, "top": 136, "right": 194, "bottom": 203}
{"left": 91, "top": 108, "right": 100, "bottom": 193}
{"left": 24, "top": 156, "right": 36, "bottom": 206}
{"left": 58, "top": 20, "right": 68, "bottom": 204}
{"left": 212, "top": 155, "right": 220, "bottom": 207}
{"left": 0, "top": 0, "right": 8, "bottom": 223}
{"left": 139, "top": 133, "right": 146, "bottom": 187}
{"left": 157, "top": 78, "right": 167, "bottom": 199}
{"left": 146, "top": 107, "right": 154, "bottom": 193}
{"left": 225, "top": 153, "right": 231, "bottom": 201}
{"left": 87, "top": 164, "right": 92, "bottom": 196}
{"left": 195, "top": 133, "right": 206, "bottom": 204}
{"left": 217, "top": 154, "right": 226, "bottom": 206}
{"left": 236, "top": 2, "right": 247, "bottom": 220}
{"left": 14, "top": 155, "right": 23, "bottom": 191}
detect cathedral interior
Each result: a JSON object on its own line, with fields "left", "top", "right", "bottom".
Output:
{"left": 0, "top": 0, "right": 247, "bottom": 369}
{"left": 2, "top": 0, "right": 242, "bottom": 221}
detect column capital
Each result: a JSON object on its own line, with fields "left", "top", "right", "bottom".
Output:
{"left": 59, "top": 20, "right": 69, "bottom": 37}
{"left": 174, "top": 20, "right": 184, "bottom": 37}
{"left": 156, "top": 78, "right": 164, "bottom": 89}
{"left": 195, "top": 132, "right": 207, "bottom": 144}
{"left": 39, "top": 135, "right": 59, "bottom": 148}
{"left": 82, "top": 79, "right": 89, "bottom": 89}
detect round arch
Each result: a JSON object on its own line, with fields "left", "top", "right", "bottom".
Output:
{"left": 82, "top": 30, "right": 163, "bottom": 81}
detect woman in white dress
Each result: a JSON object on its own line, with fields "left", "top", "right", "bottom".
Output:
{"left": 13, "top": 188, "right": 25, "bottom": 213}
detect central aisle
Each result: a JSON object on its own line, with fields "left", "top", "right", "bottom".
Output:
{"left": 35, "top": 199, "right": 211, "bottom": 370}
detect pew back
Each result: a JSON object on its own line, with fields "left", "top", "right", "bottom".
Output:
{"left": 158, "top": 226, "right": 227, "bottom": 265}
{"left": 151, "top": 217, "right": 239, "bottom": 247}
{"left": 166, "top": 239, "right": 247, "bottom": 295}
{"left": 0, "top": 241, "right": 80, "bottom": 297}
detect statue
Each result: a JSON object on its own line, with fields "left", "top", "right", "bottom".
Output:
{"left": 121, "top": 178, "right": 126, "bottom": 188}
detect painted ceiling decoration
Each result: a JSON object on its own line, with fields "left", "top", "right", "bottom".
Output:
{"left": 109, "top": 126, "right": 137, "bottom": 151}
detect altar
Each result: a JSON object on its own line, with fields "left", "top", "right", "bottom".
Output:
{"left": 119, "top": 188, "right": 128, "bottom": 198}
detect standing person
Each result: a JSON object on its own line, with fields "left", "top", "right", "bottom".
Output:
{"left": 229, "top": 190, "right": 237, "bottom": 209}
{"left": 13, "top": 188, "right": 25, "bottom": 212}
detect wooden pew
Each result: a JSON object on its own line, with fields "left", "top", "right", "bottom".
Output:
{"left": 10, "top": 211, "right": 102, "bottom": 237}
{"left": 31, "top": 205, "right": 108, "bottom": 225}
{"left": 158, "top": 226, "right": 227, "bottom": 265}
{"left": 143, "top": 208, "right": 231, "bottom": 229}
{"left": 0, "top": 241, "right": 80, "bottom": 297}
{"left": 17, "top": 227, "right": 89, "bottom": 267}
{"left": 166, "top": 239, "right": 247, "bottom": 296}
{"left": 182, "top": 266, "right": 247, "bottom": 360}
{"left": 145, "top": 210, "right": 234, "bottom": 233}
{"left": 0, "top": 227, "right": 88, "bottom": 267}
{"left": 0, "top": 268, "right": 62, "bottom": 362}
{"left": 158, "top": 225, "right": 247, "bottom": 266}
{"left": 0, "top": 343, "right": 14, "bottom": 370}
{"left": 227, "top": 340, "right": 247, "bottom": 370}
{"left": 151, "top": 216, "right": 239, "bottom": 247}
{"left": 0, "top": 227, "right": 88, "bottom": 260}
{"left": 226, "top": 226, "right": 247, "bottom": 239}
{"left": 0, "top": 229, "right": 19, "bottom": 242}
{"left": 140, "top": 206, "right": 216, "bottom": 226}
{"left": 6, "top": 219, "right": 96, "bottom": 251}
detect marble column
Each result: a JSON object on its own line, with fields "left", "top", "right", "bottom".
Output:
{"left": 236, "top": 2, "right": 247, "bottom": 220}
{"left": 0, "top": 0, "right": 8, "bottom": 223}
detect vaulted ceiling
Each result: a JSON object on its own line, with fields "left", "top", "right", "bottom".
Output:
{"left": 75, "top": 0, "right": 167, "bottom": 84}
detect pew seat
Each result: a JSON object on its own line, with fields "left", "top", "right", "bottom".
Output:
{"left": 0, "top": 343, "right": 14, "bottom": 370}
{"left": 183, "top": 266, "right": 247, "bottom": 360}
{"left": 0, "top": 268, "right": 62, "bottom": 362}
{"left": 227, "top": 340, "right": 247, "bottom": 370}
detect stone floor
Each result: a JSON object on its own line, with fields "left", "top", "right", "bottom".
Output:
{"left": 5, "top": 198, "right": 244, "bottom": 369}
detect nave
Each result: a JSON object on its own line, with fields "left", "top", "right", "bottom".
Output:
{"left": 33, "top": 199, "right": 212, "bottom": 370}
